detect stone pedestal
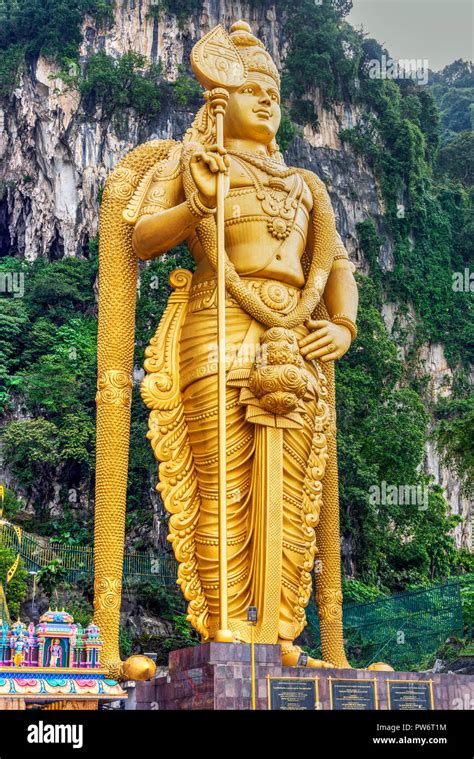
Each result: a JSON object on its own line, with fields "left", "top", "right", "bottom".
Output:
{"left": 134, "top": 643, "right": 474, "bottom": 710}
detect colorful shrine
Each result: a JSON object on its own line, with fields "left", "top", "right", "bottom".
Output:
{"left": 0, "top": 609, "right": 103, "bottom": 669}
{"left": 0, "top": 609, "right": 126, "bottom": 709}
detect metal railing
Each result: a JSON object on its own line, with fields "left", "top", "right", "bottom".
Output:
{"left": 0, "top": 521, "right": 177, "bottom": 584}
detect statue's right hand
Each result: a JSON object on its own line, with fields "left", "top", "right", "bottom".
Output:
{"left": 189, "top": 144, "right": 230, "bottom": 208}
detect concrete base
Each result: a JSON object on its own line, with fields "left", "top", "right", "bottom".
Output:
{"left": 134, "top": 643, "right": 474, "bottom": 710}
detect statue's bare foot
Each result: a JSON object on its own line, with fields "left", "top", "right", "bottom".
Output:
{"left": 280, "top": 644, "right": 334, "bottom": 668}
{"left": 214, "top": 629, "right": 236, "bottom": 643}
{"left": 367, "top": 661, "right": 394, "bottom": 672}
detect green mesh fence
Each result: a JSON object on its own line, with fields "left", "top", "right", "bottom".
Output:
{"left": 305, "top": 576, "right": 471, "bottom": 670}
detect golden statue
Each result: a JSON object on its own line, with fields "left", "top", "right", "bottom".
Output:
{"left": 93, "top": 21, "right": 369, "bottom": 679}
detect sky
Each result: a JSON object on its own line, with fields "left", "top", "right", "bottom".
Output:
{"left": 347, "top": 0, "right": 473, "bottom": 71}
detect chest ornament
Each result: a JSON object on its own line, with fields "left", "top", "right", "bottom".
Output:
{"left": 228, "top": 151, "right": 304, "bottom": 240}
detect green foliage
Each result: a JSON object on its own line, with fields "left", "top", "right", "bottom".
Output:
{"left": 0, "top": 256, "right": 97, "bottom": 516}
{"left": 0, "top": 42, "right": 25, "bottom": 97}
{"left": 437, "top": 130, "right": 474, "bottom": 185}
{"left": 0, "top": 0, "right": 115, "bottom": 98}
{"left": 276, "top": 107, "right": 299, "bottom": 152}
{"left": 119, "top": 625, "right": 133, "bottom": 658}
{"left": 336, "top": 275, "right": 458, "bottom": 588}
{"left": 429, "top": 60, "right": 474, "bottom": 144}
{"left": 341, "top": 68, "right": 472, "bottom": 368}
{"left": 80, "top": 51, "right": 163, "bottom": 122}
{"left": 342, "top": 579, "right": 386, "bottom": 604}
{"left": 67, "top": 597, "right": 93, "bottom": 628}
{"left": 0, "top": 547, "right": 28, "bottom": 619}
{"left": 355, "top": 219, "right": 382, "bottom": 284}
{"left": 46, "top": 514, "right": 93, "bottom": 546}
{"left": 280, "top": 0, "right": 361, "bottom": 111}
{"left": 88, "top": 0, "right": 115, "bottom": 27}
{"left": 37, "top": 558, "right": 69, "bottom": 597}
{"left": 20, "top": 320, "right": 97, "bottom": 418}
{"left": 123, "top": 580, "right": 196, "bottom": 663}
{"left": 146, "top": 0, "right": 200, "bottom": 27}
{"left": 418, "top": 635, "right": 473, "bottom": 672}
{"left": 434, "top": 394, "right": 474, "bottom": 498}
{"left": 134, "top": 580, "right": 184, "bottom": 617}
{"left": 79, "top": 53, "right": 204, "bottom": 123}
{"left": 165, "top": 614, "right": 199, "bottom": 649}
{"left": 3, "top": 418, "right": 60, "bottom": 490}
{"left": 1, "top": 489, "right": 24, "bottom": 520}
{"left": 0, "top": 297, "right": 29, "bottom": 409}
{"left": 171, "top": 67, "right": 202, "bottom": 106}
{"left": 24, "top": 256, "right": 97, "bottom": 323}
{"left": 3, "top": 415, "right": 95, "bottom": 507}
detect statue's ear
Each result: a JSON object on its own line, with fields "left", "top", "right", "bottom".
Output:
{"left": 123, "top": 143, "right": 183, "bottom": 224}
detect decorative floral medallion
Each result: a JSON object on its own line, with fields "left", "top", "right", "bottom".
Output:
{"left": 260, "top": 281, "right": 298, "bottom": 312}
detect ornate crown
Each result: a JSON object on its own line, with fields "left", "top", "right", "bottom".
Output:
{"left": 229, "top": 20, "right": 280, "bottom": 88}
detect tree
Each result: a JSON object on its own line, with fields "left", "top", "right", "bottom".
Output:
{"left": 437, "top": 131, "right": 474, "bottom": 186}
{"left": 3, "top": 418, "right": 60, "bottom": 492}
{"left": 37, "top": 559, "right": 69, "bottom": 598}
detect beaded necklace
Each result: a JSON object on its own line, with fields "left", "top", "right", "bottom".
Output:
{"left": 226, "top": 149, "right": 297, "bottom": 179}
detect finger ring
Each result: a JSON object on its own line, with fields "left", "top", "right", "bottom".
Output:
{"left": 327, "top": 343, "right": 336, "bottom": 353}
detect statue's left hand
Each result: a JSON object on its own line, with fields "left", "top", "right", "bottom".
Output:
{"left": 298, "top": 319, "right": 352, "bottom": 362}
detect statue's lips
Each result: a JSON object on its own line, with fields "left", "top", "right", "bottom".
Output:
{"left": 254, "top": 110, "right": 271, "bottom": 119}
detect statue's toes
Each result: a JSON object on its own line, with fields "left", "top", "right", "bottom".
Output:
{"left": 307, "top": 657, "right": 335, "bottom": 669}
{"left": 281, "top": 645, "right": 336, "bottom": 669}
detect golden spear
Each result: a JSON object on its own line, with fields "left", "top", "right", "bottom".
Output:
{"left": 191, "top": 26, "right": 246, "bottom": 640}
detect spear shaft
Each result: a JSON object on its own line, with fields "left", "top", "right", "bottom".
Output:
{"left": 190, "top": 25, "right": 247, "bottom": 642}
{"left": 211, "top": 89, "right": 232, "bottom": 639}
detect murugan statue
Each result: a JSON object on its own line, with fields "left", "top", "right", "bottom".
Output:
{"left": 93, "top": 21, "right": 364, "bottom": 679}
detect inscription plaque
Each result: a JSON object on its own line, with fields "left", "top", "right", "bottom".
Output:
{"left": 329, "top": 678, "right": 378, "bottom": 710}
{"left": 267, "top": 677, "right": 319, "bottom": 710}
{"left": 387, "top": 680, "right": 434, "bottom": 710}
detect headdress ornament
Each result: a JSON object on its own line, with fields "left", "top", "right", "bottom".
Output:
{"left": 229, "top": 20, "right": 280, "bottom": 88}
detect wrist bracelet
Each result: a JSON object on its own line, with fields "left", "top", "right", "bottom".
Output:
{"left": 331, "top": 314, "right": 358, "bottom": 341}
{"left": 187, "top": 191, "right": 216, "bottom": 218}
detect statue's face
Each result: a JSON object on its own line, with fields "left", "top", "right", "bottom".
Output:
{"left": 224, "top": 73, "right": 281, "bottom": 145}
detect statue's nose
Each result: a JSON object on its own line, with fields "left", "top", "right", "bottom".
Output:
{"left": 258, "top": 92, "right": 272, "bottom": 106}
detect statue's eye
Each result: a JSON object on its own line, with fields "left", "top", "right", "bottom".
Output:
{"left": 243, "top": 87, "right": 254, "bottom": 94}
